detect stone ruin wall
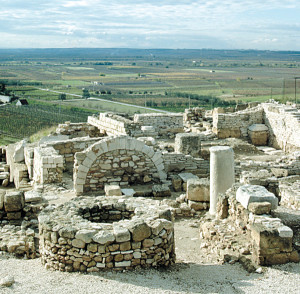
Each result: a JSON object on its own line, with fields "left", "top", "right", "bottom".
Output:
{"left": 210, "top": 185, "right": 299, "bottom": 266}
{"left": 88, "top": 113, "right": 141, "bottom": 137}
{"left": 262, "top": 103, "right": 300, "bottom": 152}
{"left": 33, "top": 147, "right": 64, "bottom": 184}
{"left": 212, "top": 106, "right": 263, "bottom": 139}
{"left": 212, "top": 102, "right": 300, "bottom": 152}
{"left": 88, "top": 112, "right": 184, "bottom": 139}
{"left": 42, "top": 137, "right": 102, "bottom": 171}
{"left": 56, "top": 122, "right": 103, "bottom": 138}
{"left": 39, "top": 196, "right": 175, "bottom": 272}
{"left": 162, "top": 153, "right": 209, "bottom": 178}
{"left": 133, "top": 113, "right": 184, "bottom": 137}
{"left": 74, "top": 136, "right": 167, "bottom": 195}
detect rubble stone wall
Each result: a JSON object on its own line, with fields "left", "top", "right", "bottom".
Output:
{"left": 262, "top": 103, "right": 300, "bottom": 152}
{"left": 235, "top": 153, "right": 300, "bottom": 177}
{"left": 134, "top": 113, "right": 184, "bottom": 136}
{"left": 74, "top": 136, "right": 167, "bottom": 195}
{"left": 88, "top": 113, "right": 140, "bottom": 137}
{"left": 56, "top": 122, "right": 103, "bottom": 138}
{"left": 212, "top": 106, "right": 263, "bottom": 139}
{"left": 39, "top": 196, "right": 175, "bottom": 272}
{"left": 215, "top": 185, "right": 298, "bottom": 266}
{"left": 162, "top": 153, "right": 209, "bottom": 178}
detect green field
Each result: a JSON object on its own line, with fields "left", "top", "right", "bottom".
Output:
{"left": 0, "top": 48, "right": 299, "bottom": 144}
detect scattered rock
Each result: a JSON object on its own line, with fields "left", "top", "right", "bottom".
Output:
{"left": 0, "top": 276, "right": 15, "bottom": 287}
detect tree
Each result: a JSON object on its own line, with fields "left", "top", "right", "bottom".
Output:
{"left": 59, "top": 93, "right": 66, "bottom": 100}
{"left": 82, "top": 89, "right": 90, "bottom": 99}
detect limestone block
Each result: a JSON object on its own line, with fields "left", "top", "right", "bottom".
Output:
{"left": 271, "top": 168, "right": 289, "bottom": 178}
{"left": 24, "top": 191, "right": 42, "bottom": 203}
{"left": 248, "top": 202, "right": 271, "bottom": 215}
{"left": 13, "top": 140, "right": 26, "bottom": 163}
{"left": 92, "top": 230, "right": 115, "bottom": 244}
{"left": 178, "top": 172, "right": 199, "bottom": 183}
{"left": 121, "top": 188, "right": 136, "bottom": 197}
{"left": 186, "top": 178, "right": 210, "bottom": 202}
{"left": 236, "top": 185, "right": 278, "bottom": 210}
{"left": 105, "top": 185, "right": 122, "bottom": 196}
{"left": 4, "top": 191, "right": 25, "bottom": 212}
{"left": 113, "top": 226, "right": 131, "bottom": 242}
{"left": 277, "top": 226, "right": 293, "bottom": 238}
{"left": 175, "top": 133, "right": 202, "bottom": 157}
{"left": 115, "top": 261, "right": 131, "bottom": 267}
{"left": 75, "top": 229, "right": 97, "bottom": 243}
{"left": 152, "top": 184, "right": 171, "bottom": 197}
{"left": 248, "top": 124, "right": 269, "bottom": 146}
{"left": 129, "top": 221, "right": 151, "bottom": 242}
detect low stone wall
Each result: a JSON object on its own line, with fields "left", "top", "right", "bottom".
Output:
{"left": 74, "top": 136, "right": 167, "bottom": 195}
{"left": 262, "top": 103, "right": 300, "bottom": 152}
{"left": 56, "top": 122, "right": 103, "bottom": 138}
{"left": 88, "top": 113, "right": 140, "bottom": 137}
{"left": 212, "top": 106, "right": 263, "bottom": 139}
{"left": 235, "top": 152, "right": 300, "bottom": 177}
{"left": 39, "top": 196, "right": 175, "bottom": 272}
{"left": 279, "top": 178, "right": 300, "bottom": 211}
{"left": 162, "top": 153, "right": 209, "bottom": 178}
{"left": 214, "top": 185, "right": 299, "bottom": 266}
{"left": 183, "top": 107, "right": 206, "bottom": 128}
{"left": 33, "top": 147, "right": 64, "bottom": 184}
{"left": 134, "top": 113, "right": 184, "bottom": 137}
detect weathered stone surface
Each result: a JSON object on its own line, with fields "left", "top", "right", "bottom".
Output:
{"left": 271, "top": 168, "right": 289, "bottom": 178}
{"left": 121, "top": 188, "right": 136, "bottom": 197}
{"left": 113, "top": 226, "right": 131, "bottom": 242}
{"left": 105, "top": 185, "right": 122, "bottom": 196}
{"left": 13, "top": 140, "right": 26, "bottom": 162}
{"left": 75, "top": 229, "right": 97, "bottom": 243}
{"left": 248, "top": 202, "right": 271, "bottom": 215}
{"left": 93, "top": 231, "right": 115, "bottom": 244}
{"left": 236, "top": 185, "right": 278, "bottom": 210}
{"left": 24, "top": 191, "right": 42, "bottom": 203}
{"left": 186, "top": 178, "right": 210, "bottom": 202}
{"left": 129, "top": 221, "right": 151, "bottom": 242}
{"left": 175, "top": 133, "right": 202, "bottom": 157}
{"left": 4, "top": 191, "right": 25, "bottom": 212}
{"left": 152, "top": 184, "right": 171, "bottom": 197}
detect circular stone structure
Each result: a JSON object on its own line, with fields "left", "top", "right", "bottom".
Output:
{"left": 38, "top": 196, "right": 175, "bottom": 272}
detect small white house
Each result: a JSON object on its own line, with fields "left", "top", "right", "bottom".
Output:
{"left": 0, "top": 95, "right": 11, "bottom": 103}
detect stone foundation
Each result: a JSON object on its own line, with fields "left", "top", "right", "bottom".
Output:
{"left": 39, "top": 196, "right": 175, "bottom": 272}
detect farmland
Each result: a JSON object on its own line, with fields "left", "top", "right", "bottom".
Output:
{"left": 0, "top": 48, "right": 299, "bottom": 144}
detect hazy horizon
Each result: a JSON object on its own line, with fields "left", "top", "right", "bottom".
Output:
{"left": 1, "top": 1, "right": 299, "bottom": 51}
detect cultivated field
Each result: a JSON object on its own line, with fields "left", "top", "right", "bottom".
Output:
{"left": 0, "top": 48, "right": 299, "bottom": 143}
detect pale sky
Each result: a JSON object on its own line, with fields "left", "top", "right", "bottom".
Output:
{"left": 0, "top": 0, "right": 299, "bottom": 50}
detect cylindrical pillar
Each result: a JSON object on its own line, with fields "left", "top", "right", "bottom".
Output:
{"left": 209, "top": 146, "right": 234, "bottom": 215}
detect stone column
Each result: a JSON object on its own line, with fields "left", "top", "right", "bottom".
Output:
{"left": 209, "top": 146, "right": 234, "bottom": 215}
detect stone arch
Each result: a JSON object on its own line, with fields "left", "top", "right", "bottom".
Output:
{"left": 74, "top": 135, "right": 167, "bottom": 195}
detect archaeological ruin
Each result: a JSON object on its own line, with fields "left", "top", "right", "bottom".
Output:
{"left": 0, "top": 100, "right": 299, "bottom": 273}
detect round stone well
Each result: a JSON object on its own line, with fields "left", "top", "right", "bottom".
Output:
{"left": 38, "top": 196, "right": 175, "bottom": 272}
